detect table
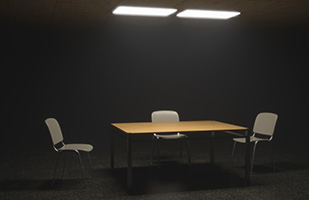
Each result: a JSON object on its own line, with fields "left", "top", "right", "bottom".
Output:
{"left": 110, "top": 120, "right": 250, "bottom": 192}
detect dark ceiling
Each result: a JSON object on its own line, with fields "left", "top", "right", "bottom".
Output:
{"left": 1, "top": 0, "right": 309, "bottom": 27}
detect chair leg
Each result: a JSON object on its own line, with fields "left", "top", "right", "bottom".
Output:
{"left": 151, "top": 137, "right": 155, "bottom": 166}
{"left": 231, "top": 141, "right": 237, "bottom": 166}
{"left": 87, "top": 153, "right": 92, "bottom": 169}
{"left": 186, "top": 138, "right": 191, "bottom": 167}
{"left": 270, "top": 143, "right": 275, "bottom": 172}
{"left": 179, "top": 140, "right": 183, "bottom": 164}
{"left": 52, "top": 152, "right": 61, "bottom": 188}
{"left": 271, "top": 151, "right": 275, "bottom": 172}
{"left": 61, "top": 152, "right": 67, "bottom": 179}
{"left": 157, "top": 139, "right": 161, "bottom": 168}
{"left": 251, "top": 141, "right": 258, "bottom": 174}
{"left": 87, "top": 152, "right": 92, "bottom": 178}
{"left": 76, "top": 150, "right": 86, "bottom": 188}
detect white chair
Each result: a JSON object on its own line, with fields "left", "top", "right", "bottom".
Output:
{"left": 45, "top": 118, "right": 93, "bottom": 188}
{"left": 231, "top": 112, "right": 278, "bottom": 173}
{"left": 151, "top": 110, "right": 191, "bottom": 167}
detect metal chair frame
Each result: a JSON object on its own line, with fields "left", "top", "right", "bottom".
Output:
{"left": 150, "top": 110, "right": 191, "bottom": 167}
{"left": 231, "top": 112, "right": 278, "bottom": 174}
{"left": 45, "top": 118, "right": 93, "bottom": 188}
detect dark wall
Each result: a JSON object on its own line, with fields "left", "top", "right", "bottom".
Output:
{"left": 1, "top": 17, "right": 308, "bottom": 153}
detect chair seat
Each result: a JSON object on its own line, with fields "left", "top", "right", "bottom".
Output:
{"left": 59, "top": 144, "right": 93, "bottom": 152}
{"left": 154, "top": 133, "right": 187, "bottom": 140}
{"left": 233, "top": 136, "right": 269, "bottom": 143}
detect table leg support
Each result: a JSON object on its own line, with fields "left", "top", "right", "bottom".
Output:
{"left": 127, "top": 133, "right": 132, "bottom": 192}
{"left": 245, "top": 130, "right": 251, "bottom": 186}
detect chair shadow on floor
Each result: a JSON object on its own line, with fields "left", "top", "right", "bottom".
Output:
{"left": 107, "top": 162, "right": 247, "bottom": 195}
{"left": 234, "top": 161, "right": 309, "bottom": 174}
{"left": 269, "top": 161, "right": 309, "bottom": 172}
{"left": 0, "top": 178, "right": 90, "bottom": 191}
{"left": 0, "top": 179, "right": 52, "bottom": 191}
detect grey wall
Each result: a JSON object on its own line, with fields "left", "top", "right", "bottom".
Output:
{"left": 1, "top": 17, "right": 308, "bottom": 153}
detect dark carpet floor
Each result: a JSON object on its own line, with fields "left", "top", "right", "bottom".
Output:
{"left": 1, "top": 138, "right": 308, "bottom": 200}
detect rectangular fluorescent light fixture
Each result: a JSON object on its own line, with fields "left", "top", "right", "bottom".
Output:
{"left": 113, "top": 6, "right": 177, "bottom": 17}
{"left": 177, "top": 9, "right": 240, "bottom": 19}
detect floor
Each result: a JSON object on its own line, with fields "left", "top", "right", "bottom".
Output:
{"left": 1, "top": 137, "right": 308, "bottom": 200}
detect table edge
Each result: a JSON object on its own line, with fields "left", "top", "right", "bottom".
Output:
{"left": 111, "top": 120, "right": 248, "bottom": 134}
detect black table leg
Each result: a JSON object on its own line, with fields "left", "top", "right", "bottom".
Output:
{"left": 127, "top": 133, "right": 132, "bottom": 192}
{"left": 110, "top": 126, "right": 114, "bottom": 169}
{"left": 245, "top": 129, "right": 251, "bottom": 186}
{"left": 210, "top": 131, "right": 215, "bottom": 164}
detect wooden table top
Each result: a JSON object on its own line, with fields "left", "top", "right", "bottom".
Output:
{"left": 111, "top": 120, "right": 247, "bottom": 134}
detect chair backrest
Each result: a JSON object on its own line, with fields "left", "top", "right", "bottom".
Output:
{"left": 151, "top": 110, "right": 179, "bottom": 122}
{"left": 45, "top": 118, "right": 64, "bottom": 145}
{"left": 253, "top": 112, "right": 278, "bottom": 136}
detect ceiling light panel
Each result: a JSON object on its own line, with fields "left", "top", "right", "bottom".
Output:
{"left": 113, "top": 6, "right": 177, "bottom": 17}
{"left": 177, "top": 9, "right": 241, "bottom": 19}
